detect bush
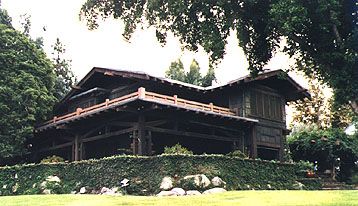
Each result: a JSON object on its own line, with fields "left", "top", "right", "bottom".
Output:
{"left": 0, "top": 155, "right": 320, "bottom": 196}
{"left": 226, "top": 150, "right": 247, "bottom": 158}
{"left": 163, "top": 143, "right": 193, "bottom": 155}
{"left": 40, "top": 155, "right": 65, "bottom": 164}
{"left": 288, "top": 127, "right": 358, "bottom": 181}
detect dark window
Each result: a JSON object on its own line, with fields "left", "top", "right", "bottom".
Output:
{"left": 69, "top": 98, "right": 97, "bottom": 112}
{"left": 250, "top": 90, "right": 283, "bottom": 121}
{"left": 257, "top": 147, "right": 279, "bottom": 160}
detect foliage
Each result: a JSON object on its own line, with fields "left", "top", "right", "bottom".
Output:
{"left": 165, "top": 59, "right": 185, "bottom": 82}
{"left": 163, "top": 143, "right": 193, "bottom": 155}
{"left": 0, "top": 155, "right": 320, "bottom": 196}
{"left": 0, "top": 14, "right": 56, "bottom": 159}
{"left": 226, "top": 150, "right": 247, "bottom": 159}
{"left": 51, "top": 38, "right": 77, "bottom": 100}
{"left": 288, "top": 127, "right": 358, "bottom": 181}
{"left": 289, "top": 79, "right": 353, "bottom": 129}
{"left": 80, "top": 0, "right": 358, "bottom": 114}
{"left": 0, "top": 9, "right": 11, "bottom": 27}
{"left": 40, "top": 155, "right": 65, "bottom": 164}
{"left": 19, "top": 14, "right": 31, "bottom": 37}
{"left": 165, "top": 59, "right": 216, "bottom": 86}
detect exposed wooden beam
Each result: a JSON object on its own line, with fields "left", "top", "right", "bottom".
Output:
{"left": 146, "top": 126, "right": 237, "bottom": 142}
{"left": 146, "top": 120, "right": 167, "bottom": 127}
{"left": 188, "top": 121, "right": 241, "bottom": 133}
{"left": 108, "top": 121, "right": 137, "bottom": 127}
{"left": 82, "top": 127, "right": 136, "bottom": 143}
{"left": 38, "top": 141, "right": 73, "bottom": 152}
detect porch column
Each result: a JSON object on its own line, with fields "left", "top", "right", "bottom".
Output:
{"left": 250, "top": 125, "right": 258, "bottom": 159}
{"left": 72, "top": 134, "right": 84, "bottom": 161}
{"left": 137, "top": 114, "right": 146, "bottom": 155}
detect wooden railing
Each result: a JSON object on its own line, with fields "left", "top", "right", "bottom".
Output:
{"left": 39, "top": 87, "right": 235, "bottom": 127}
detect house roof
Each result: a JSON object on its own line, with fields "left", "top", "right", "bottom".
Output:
{"left": 57, "top": 67, "right": 310, "bottom": 108}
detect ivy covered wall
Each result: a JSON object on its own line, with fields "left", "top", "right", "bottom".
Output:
{"left": 0, "top": 155, "right": 320, "bottom": 196}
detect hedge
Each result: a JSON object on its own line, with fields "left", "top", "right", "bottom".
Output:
{"left": 0, "top": 155, "right": 321, "bottom": 195}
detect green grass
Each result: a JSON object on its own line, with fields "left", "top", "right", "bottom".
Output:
{"left": 1, "top": 191, "right": 358, "bottom": 206}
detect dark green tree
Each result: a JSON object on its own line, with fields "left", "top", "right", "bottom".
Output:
{"left": 185, "top": 59, "right": 202, "bottom": 85}
{"left": 165, "top": 59, "right": 216, "bottom": 86}
{"left": 51, "top": 38, "right": 77, "bottom": 100}
{"left": 80, "top": 0, "right": 358, "bottom": 115}
{"left": 165, "top": 59, "right": 185, "bottom": 82}
{"left": 0, "top": 10, "right": 56, "bottom": 159}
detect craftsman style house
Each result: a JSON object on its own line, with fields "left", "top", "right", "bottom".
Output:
{"left": 32, "top": 67, "right": 309, "bottom": 162}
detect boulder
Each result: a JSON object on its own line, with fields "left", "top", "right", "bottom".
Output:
{"left": 42, "top": 189, "right": 51, "bottom": 195}
{"left": 157, "top": 191, "right": 177, "bottom": 196}
{"left": 211, "top": 177, "right": 226, "bottom": 187}
{"left": 186, "top": 190, "right": 201, "bottom": 195}
{"left": 160, "top": 176, "right": 173, "bottom": 190}
{"left": 171, "top": 187, "right": 186, "bottom": 196}
{"left": 293, "top": 181, "right": 304, "bottom": 190}
{"left": 79, "top": 187, "right": 86, "bottom": 194}
{"left": 203, "top": 187, "right": 227, "bottom": 195}
{"left": 46, "top": 175, "right": 61, "bottom": 183}
{"left": 100, "top": 187, "right": 110, "bottom": 194}
{"left": 183, "top": 174, "right": 211, "bottom": 188}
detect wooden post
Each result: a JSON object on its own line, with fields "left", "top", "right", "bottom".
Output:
{"left": 138, "top": 87, "right": 146, "bottom": 99}
{"left": 131, "top": 131, "right": 138, "bottom": 154}
{"left": 250, "top": 125, "right": 257, "bottom": 159}
{"left": 105, "top": 99, "right": 109, "bottom": 106}
{"left": 174, "top": 95, "right": 178, "bottom": 104}
{"left": 147, "top": 131, "right": 153, "bottom": 155}
{"left": 279, "top": 130, "right": 285, "bottom": 162}
{"left": 73, "top": 135, "right": 79, "bottom": 161}
{"left": 137, "top": 114, "right": 146, "bottom": 155}
{"left": 209, "top": 103, "right": 214, "bottom": 111}
{"left": 76, "top": 108, "right": 82, "bottom": 116}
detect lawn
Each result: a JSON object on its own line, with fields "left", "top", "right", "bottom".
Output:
{"left": 1, "top": 190, "right": 357, "bottom": 206}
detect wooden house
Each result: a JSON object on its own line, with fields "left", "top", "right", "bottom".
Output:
{"left": 32, "top": 67, "right": 309, "bottom": 162}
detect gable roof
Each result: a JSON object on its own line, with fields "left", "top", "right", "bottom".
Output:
{"left": 57, "top": 67, "right": 310, "bottom": 108}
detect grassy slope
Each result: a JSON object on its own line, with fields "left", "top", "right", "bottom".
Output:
{"left": 1, "top": 191, "right": 358, "bottom": 206}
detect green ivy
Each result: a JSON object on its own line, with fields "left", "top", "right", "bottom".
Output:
{"left": 0, "top": 155, "right": 320, "bottom": 196}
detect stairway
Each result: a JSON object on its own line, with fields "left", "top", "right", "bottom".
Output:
{"left": 321, "top": 178, "right": 354, "bottom": 190}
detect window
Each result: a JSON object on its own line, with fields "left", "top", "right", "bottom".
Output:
{"left": 69, "top": 98, "right": 97, "bottom": 112}
{"left": 250, "top": 90, "right": 283, "bottom": 121}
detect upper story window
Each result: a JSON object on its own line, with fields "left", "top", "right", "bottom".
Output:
{"left": 68, "top": 98, "right": 97, "bottom": 113}
{"left": 250, "top": 90, "right": 283, "bottom": 121}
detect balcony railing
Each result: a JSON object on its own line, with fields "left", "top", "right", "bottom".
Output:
{"left": 38, "top": 87, "right": 236, "bottom": 128}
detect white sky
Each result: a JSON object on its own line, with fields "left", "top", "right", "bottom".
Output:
{"left": 1, "top": 0, "right": 305, "bottom": 85}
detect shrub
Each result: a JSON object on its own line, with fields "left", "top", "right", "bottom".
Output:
{"left": 288, "top": 127, "right": 358, "bottom": 181}
{"left": 226, "top": 150, "right": 247, "bottom": 158}
{"left": 163, "top": 143, "right": 193, "bottom": 155}
{"left": 0, "top": 155, "right": 320, "bottom": 196}
{"left": 40, "top": 155, "right": 65, "bottom": 164}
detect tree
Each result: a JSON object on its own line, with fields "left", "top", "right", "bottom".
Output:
{"left": 51, "top": 38, "right": 77, "bottom": 100}
{"left": 185, "top": 59, "right": 202, "bottom": 85}
{"left": 290, "top": 79, "right": 353, "bottom": 129}
{"left": 165, "top": 59, "right": 185, "bottom": 82}
{"left": 288, "top": 126, "right": 358, "bottom": 181}
{"left": 0, "top": 9, "right": 56, "bottom": 159}
{"left": 289, "top": 80, "right": 331, "bottom": 129}
{"left": 165, "top": 59, "right": 216, "bottom": 86}
{"left": 80, "top": 0, "right": 358, "bottom": 115}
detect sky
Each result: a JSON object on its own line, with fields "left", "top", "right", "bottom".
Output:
{"left": 1, "top": 0, "right": 304, "bottom": 86}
